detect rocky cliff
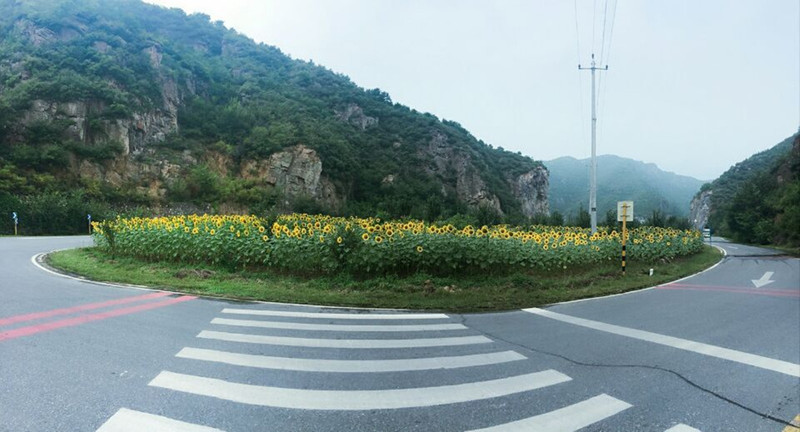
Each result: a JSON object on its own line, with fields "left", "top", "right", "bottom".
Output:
{"left": 689, "top": 189, "right": 712, "bottom": 230}
{"left": 0, "top": 0, "right": 549, "bottom": 220}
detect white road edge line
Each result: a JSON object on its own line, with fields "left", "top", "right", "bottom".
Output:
{"left": 96, "top": 408, "right": 224, "bottom": 432}
{"left": 148, "top": 369, "right": 571, "bottom": 410}
{"left": 664, "top": 424, "right": 702, "bottom": 432}
{"left": 197, "top": 330, "right": 493, "bottom": 348}
{"left": 220, "top": 308, "right": 449, "bottom": 320}
{"left": 465, "top": 393, "right": 631, "bottom": 432}
{"left": 210, "top": 317, "right": 466, "bottom": 332}
{"left": 547, "top": 244, "right": 728, "bottom": 306}
{"left": 524, "top": 308, "right": 800, "bottom": 378}
{"left": 175, "top": 347, "right": 525, "bottom": 372}
{"left": 30, "top": 251, "right": 431, "bottom": 312}
{"left": 30, "top": 252, "right": 157, "bottom": 292}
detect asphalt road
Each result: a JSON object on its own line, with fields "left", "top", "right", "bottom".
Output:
{"left": 0, "top": 236, "right": 798, "bottom": 431}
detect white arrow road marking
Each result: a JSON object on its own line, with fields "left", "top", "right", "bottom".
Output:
{"left": 149, "top": 370, "right": 571, "bottom": 410}
{"left": 465, "top": 394, "right": 631, "bottom": 432}
{"left": 524, "top": 308, "right": 800, "bottom": 377}
{"left": 751, "top": 271, "right": 775, "bottom": 288}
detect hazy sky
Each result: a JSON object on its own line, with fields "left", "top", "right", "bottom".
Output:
{"left": 146, "top": 0, "right": 799, "bottom": 180}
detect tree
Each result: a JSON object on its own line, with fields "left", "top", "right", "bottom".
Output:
{"left": 547, "top": 211, "right": 565, "bottom": 227}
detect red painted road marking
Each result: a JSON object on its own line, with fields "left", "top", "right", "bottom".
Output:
{"left": 0, "top": 296, "right": 196, "bottom": 342}
{"left": 0, "top": 292, "right": 171, "bottom": 327}
{"left": 658, "top": 283, "right": 800, "bottom": 298}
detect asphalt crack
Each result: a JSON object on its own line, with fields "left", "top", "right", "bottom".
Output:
{"left": 458, "top": 313, "right": 795, "bottom": 428}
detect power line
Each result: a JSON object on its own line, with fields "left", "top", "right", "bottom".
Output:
{"left": 591, "top": 0, "right": 597, "bottom": 54}
{"left": 599, "top": 0, "right": 609, "bottom": 64}
{"left": 597, "top": 0, "right": 617, "bottom": 120}
{"left": 574, "top": 0, "right": 588, "bottom": 147}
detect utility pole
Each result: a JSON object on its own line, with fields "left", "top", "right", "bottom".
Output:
{"left": 579, "top": 54, "right": 608, "bottom": 234}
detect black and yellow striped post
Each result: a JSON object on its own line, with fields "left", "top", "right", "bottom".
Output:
{"left": 621, "top": 204, "right": 628, "bottom": 276}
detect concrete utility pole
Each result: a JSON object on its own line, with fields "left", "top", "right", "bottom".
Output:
{"left": 579, "top": 54, "right": 608, "bottom": 234}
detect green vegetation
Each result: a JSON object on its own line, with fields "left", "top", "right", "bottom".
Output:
{"left": 0, "top": 0, "right": 543, "bottom": 229}
{"left": 92, "top": 214, "right": 704, "bottom": 278}
{"left": 700, "top": 133, "right": 798, "bottom": 247}
{"left": 546, "top": 155, "right": 705, "bottom": 222}
{"left": 47, "top": 245, "right": 721, "bottom": 312}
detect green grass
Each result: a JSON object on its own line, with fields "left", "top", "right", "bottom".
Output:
{"left": 47, "top": 246, "right": 722, "bottom": 312}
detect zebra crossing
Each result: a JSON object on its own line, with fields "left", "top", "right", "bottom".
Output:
{"left": 96, "top": 306, "right": 704, "bottom": 431}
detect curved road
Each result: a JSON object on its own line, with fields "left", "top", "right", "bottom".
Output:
{"left": 1, "top": 236, "right": 798, "bottom": 431}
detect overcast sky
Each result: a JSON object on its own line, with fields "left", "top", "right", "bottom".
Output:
{"left": 146, "top": 0, "right": 798, "bottom": 180}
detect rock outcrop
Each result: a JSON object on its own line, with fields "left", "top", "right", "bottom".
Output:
{"left": 240, "top": 145, "right": 339, "bottom": 209}
{"left": 689, "top": 189, "right": 713, "bottom": 230}
{"left": 421, "top": 131, "right": 503, "bottom": 214}
{"left": 335, "top": 103, "right": 378, "bottom": 130}
{"left": 510, "top": 166, "right": 549, "bottom": 217}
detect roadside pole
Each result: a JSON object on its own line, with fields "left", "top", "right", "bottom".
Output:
{"left": 88, "top": 214, "right": 92, "bottom": 235}
{"left": 617, "top": 201, "right": 633, "bottom": 276}
{"left": 12, "top": 212, "right": 18, "bottom": 236}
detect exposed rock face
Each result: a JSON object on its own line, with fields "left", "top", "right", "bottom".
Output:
{"left": 18, "top": 99, "right": 178, "bottom": 155}
{"left": 511, "top": 166, "right": 549, "bottom": 217}
{"left": 689, "top": 189, "right": 713, "bottom": 230}
{"left": 14, "top": 18, "right": 85, "bottom": 45}
{"left": 335, "top": 103, "right": 378, "bottom": 130}
{"left": 422, "top": 131, "right": 503, "bottom": 214}
{"left": 240, "top": 145, "right": 340, "bottom": 210}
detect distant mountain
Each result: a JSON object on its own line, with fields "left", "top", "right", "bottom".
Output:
{"left": 545, "top": 155, "right": 705, "bottom": 220}
{"left": 690, "top": 132, "right": 798, "bottom": 246}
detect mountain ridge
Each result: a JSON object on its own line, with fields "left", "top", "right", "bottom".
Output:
{"left": 545, "top": 154, "right": 705, "bottom": 220}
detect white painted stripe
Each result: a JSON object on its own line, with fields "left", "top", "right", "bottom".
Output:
{"left": 465, "top": 394, "right": 631, "bottom": 432}
{"left": 524, "top": 308, "right": 800, "bottom": 378}
{"left": 664, "top": 425, "right": 702, "bottom": 432}
{"left": 176, "top": 347, "right": 525, "bottom": 372}
{"left": 149, "top": 370, "right": 571, "bottom": 410}
{"left": 221, "top": 308, "right": 449, "bottom": 320}
{"left": 96, "top": 408, "right": 223, "bottom": 432}
{"left": 211, "top": 317, "right": 466, "bottom": 332}
{"left": 197, "top": 330, "right": 492, "bottom": 348}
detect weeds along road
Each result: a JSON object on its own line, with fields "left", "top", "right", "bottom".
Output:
{"left": 0, "top": 236, "right": 798, "bottom": 431}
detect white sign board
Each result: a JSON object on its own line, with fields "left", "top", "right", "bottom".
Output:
{"left": 617, "top": 201, "right": 634, "bottom": 222}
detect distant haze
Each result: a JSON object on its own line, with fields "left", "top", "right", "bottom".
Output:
{"left": 146, "top": 0, "right": 799, "bottom": 180}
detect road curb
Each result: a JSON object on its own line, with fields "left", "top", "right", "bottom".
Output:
{"left": 33, "top": 250, "right": 427, "bottom": 313}
{"left": 35, "top": 245, "right": 729, "bottom": 314}
{"left": 545, "top": 245, "right": 728, "bottom": 307}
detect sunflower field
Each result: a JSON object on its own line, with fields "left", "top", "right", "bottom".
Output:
{"left": 91, "top": 214, "right": 704, "bottom": 276}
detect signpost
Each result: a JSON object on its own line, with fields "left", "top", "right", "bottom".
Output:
{"left": 617, "top": 201, "right": 633, "bottom": 275}
{"left": 11, "top": 212, "right": 18, "bottom": 236}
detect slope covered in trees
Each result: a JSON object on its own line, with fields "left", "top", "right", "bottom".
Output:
{"left": 0, "top": 0, "right": 547, "bottom": 233}
{"left": 711, "top": 133, "right": 799, "bottom": 246}
{"left": 692, "top": 132, "right": 797, "bottom": 245}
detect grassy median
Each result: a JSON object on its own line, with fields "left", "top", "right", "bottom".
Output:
{"left": 47, "top": 246, "right": 722, "bottom": 312}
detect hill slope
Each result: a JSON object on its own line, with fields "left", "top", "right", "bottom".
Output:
{"left": 545, "top": 155, "right": 704, "bottom": 220}
{"left": 0, "top": 0, "right": 547, "bottom": 225}
{"left": 690, "top": 132, "right": 798, "bottom": 246}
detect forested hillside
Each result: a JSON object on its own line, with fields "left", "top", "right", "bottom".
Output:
{"left": 546, "top": 155, "right": 704, "bottom": 222}
{"left": 0, "top": 0, "right": 548, "bottom": 234}
{"left": 690, "top": 132, "right": 798, "bottom": 247}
